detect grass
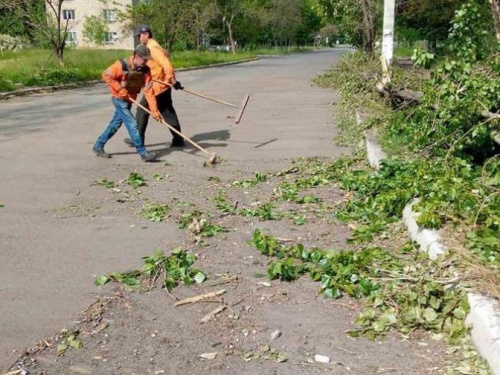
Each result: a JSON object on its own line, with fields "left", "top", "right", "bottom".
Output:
{"left": 0, "top": 46, "right": 312, "bottom": 92}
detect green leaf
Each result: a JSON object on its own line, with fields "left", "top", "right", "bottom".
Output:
{"left": 423, "top": 308, "right": 438, "bottom": 322}
{"left": 276, "top": 353, "right": 288, "bottom": 362}
{"left": 324, "top": 287, "right": 341, "bottom": 299}
{"left": 194, "top": 272, "right": 206, "bottom": 284}
{"left": 94, "top": 276, "right": 109, "bottom": 286}
{"left": 372, "top": 321, "right": 386, "bottom": 332}
{"left": 57, "top": 343, "right": 68, "bottom": 354}
{"left": 69, "top": 339, "right": 83, "bottom": 349}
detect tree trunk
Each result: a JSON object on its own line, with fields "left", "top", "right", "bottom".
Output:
{"left": 489, "top": 0, "right": 500, "bottom": 42}
{"left": 226, "top": 21, "right": 236, "bottom": 54}
{"left": 166, "top": 31, "right": 175, "bottom": 55}
{"left": 360, "top": 0, "right": 375, "bottom": 55}
{"left": 56, "top": 44, "right": 65, "bottom": 66}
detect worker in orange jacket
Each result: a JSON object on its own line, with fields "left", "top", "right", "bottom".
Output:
{"left": 94, "top": 45, "right": 161, "bottom": 162}
{"left": 123, "top": 24, "right": 185, "bottom": 148}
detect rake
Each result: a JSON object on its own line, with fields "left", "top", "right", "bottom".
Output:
{"left": 130, "top": 98, "right": 218, "bottom": 166}
{"left": 152, "top": 79, "right": 250, "bottom": 124}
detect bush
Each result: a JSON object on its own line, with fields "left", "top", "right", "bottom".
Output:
{"left": 0, "top": 34, "right": 28, "bottom": 51}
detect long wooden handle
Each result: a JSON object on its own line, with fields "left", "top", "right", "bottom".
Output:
{"left": 182, "top": 88, "right": 239, "bottom": 108}
{"left": 129, "top": 98, "right": 210, "bottom": 156}
{"left": 152, "top": 79, "right": 239, "bottom": 108}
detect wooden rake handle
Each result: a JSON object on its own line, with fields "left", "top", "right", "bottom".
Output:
{"left": 129, "top": 98, "right": 211, "bottom": 157}
{"left": 152, "top": 79, "right": 239, "bottom": 108}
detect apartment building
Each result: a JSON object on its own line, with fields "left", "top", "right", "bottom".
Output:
{"left": 61, "top": 0, "right": 136, "bottom": 50}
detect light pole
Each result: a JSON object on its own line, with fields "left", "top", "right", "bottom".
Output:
{"left": 382, "top": 0, "right": 396, "bottom": 68}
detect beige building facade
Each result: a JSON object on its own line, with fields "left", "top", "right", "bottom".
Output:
{"left": 61, "top": 0, "right": 136, "bottom": 50}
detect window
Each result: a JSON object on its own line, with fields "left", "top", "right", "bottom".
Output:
{"left": 104, "top": 32, "right": 118, "bottom": 44}
{"left": 102, "top": 9, "right": 116, "bottom": 22}
{"left": 63, "top": 9, "right": 75, "bottom": 20}
{"left": 65, "top": 31, "right": 77, "bottom": 44}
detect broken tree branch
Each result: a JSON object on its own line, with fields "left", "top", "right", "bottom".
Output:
{"left": 200, "top": 305, "right": 227, "bottom": 324}
{"left": 174, "top": 289, "right": 227, "bottom": 307}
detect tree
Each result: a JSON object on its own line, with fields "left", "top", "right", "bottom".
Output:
{"left": 82, "top": 15, "right": 107, "bottom": 46}
{"left": 0, "top": 0, "right": 70, "bottom": 65}
{"left": 191, "top": 0, "right": 216, "bottom": 50}
{"left": 314, "top": 0, "right": 380, "bottom": 54}
{"left": 0, "top": 4, "right": 27, "bottom": 37}
{"left": 488, "top": 0, "right": 500, "bottom": 41}
{"left": 123, "top": 0, "right": 195, "bottom": 54}
{"left": 397, "top": 0, "right": 468, "bottom": 43}
{"left": 214, "top": 0, "right": 248, "bottom": 53}
{"left": 265, "top": 0, "right": 303, "bottom": 47}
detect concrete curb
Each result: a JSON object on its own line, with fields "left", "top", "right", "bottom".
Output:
{"left": 0, "top": 58, "right": 259, "bottom": 101}
{"left": 402, "top": 201, "right": 446, "bottom": 259}
{"left": 358, "top": 111, "right": 500, "bottom": 375}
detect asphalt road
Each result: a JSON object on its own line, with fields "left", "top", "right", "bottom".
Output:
{"left": 0, "top": 48, "right": 349, "bottom": 368}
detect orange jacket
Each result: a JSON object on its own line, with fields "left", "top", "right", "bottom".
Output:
{"left": 146, "top": 38, "right": 176, "bottom": 96}
{"left": 102, "top": 57, "right": 158, "bottom": 113}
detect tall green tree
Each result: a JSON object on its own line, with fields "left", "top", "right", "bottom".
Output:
{"left": 123, "top": 0, "right": 195, "bottom": 54}
{"left": 82, "top": 15, "right": 108, "bottom": 46}
{"left": 0, "top": 0, "right": 70, "bottom": 64}
{"left": 314, "top": 0, "right": 380, "bottom": 53}
{"left": 214, "top": 0, "right": 247, "bottom": 53}
{"left": 397, "top": 0, "right": 469, "bottom": 42}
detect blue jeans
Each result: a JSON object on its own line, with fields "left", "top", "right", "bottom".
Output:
{"left": 94, "top": 98, "right": 147, "bottom": 157}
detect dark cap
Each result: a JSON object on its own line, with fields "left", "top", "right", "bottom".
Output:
{"left": 134, "top": 45, "right": 152, "bottom": 60}
{"left": 134, "top": 24, "right": 152, "bottom": 37}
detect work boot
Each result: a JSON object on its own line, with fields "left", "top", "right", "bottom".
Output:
{"left": 123, "top": 138, "right": 134, "bottom": 147}
{"left": 93, "top": 146, "right": 111, "bottom": 159}
{"left": 170, "top": 138, "right": 185, "bottom": 148}
{"left": 141, "top": 151, "right": 159, "bottom": 162}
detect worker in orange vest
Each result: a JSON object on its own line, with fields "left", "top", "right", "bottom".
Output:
{"left": 94, "top": 45, "right": 161, "bottom": 162}
{"left": 124, "top": 24, "right": 185, "bottom": 148}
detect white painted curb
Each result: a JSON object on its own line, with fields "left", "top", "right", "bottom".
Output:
{"left": 466, "top": 293, "right": 500, "bottom": 373}
{"left": 359, "top": 111, "right": 500, "bottom": 375}
{"left": 402, "top": 201, "right": 445, "bottom": 259}
{"left": 358, "top": 112, "right": 386, "bottom": 170}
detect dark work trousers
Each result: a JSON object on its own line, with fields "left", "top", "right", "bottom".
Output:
{"left": 136, "top": 88, "right": 183, "bottom": 144}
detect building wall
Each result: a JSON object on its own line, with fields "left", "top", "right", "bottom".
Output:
{"left": 61, "top": 0, "right": 134, "bottom": 50}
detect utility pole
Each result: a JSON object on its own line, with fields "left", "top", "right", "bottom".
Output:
{"left": 381, "top": 0, "right": 395, "bottom": 68}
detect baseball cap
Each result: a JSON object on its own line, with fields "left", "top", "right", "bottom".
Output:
{"left": 134, "top": 45, "right": 152, "bottom": 60}
{"left": 135, "top": 24, "right": 152, "bottom": 37}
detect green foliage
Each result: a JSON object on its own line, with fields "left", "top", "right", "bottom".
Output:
{"left": 447, "top": 1, "right": 492, "bottom": 63}
{"left": 95, "top": 248, "right": 205, "bottom": 291}
{"left": 396, "top": 0, "right": 469, "bottom": 42}
{"left": 385, "top": 5, "right": 500, "bottom": 160}
{"left": 141, "top": 202, "right": 170, "bottom": 222}
{"left": 239, "top": 202, "right": 283, "bottom": 220}
{"left": 0, "top": 49, "right": 267, "bottom": 92}
{"left": 313, "top": 51, "right": 389, "bottom": 148}
{"left": 127, "top": 172, "right": 146, "bottom": 188}
{"left": 250, "top": 230, "right": 469, "bottom": 342}
{"left": 0, "top": 34, "right": 28, "bottom": 51}
{"left": 179, "top": 210, "right": 228, "bottom": 237}
{"left": 232, "top": 173, "right": 267, "bottom": 188}
{"left": 213, "top": 189, "right": 237, "bottom": 214}
{"left": 94, "top": 178, "right": 115, "bottom": 189}
{"left": 57, "top": 329, "right": 83, "bottom": 354}
{"left": 411, "top": 48, "right": 435, "bottom": 69}
{"left": 0, "top": 78, "right": 14, "bottom": 91}
{"left": 82, "top": 15, "right": 108, "bottom": 46}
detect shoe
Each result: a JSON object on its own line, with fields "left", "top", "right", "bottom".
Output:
{"left": 123, "top": 138, "right": 134, "bottom": 147}
{"left": 141, "top": 151, "right": 159, "bottom": 162}
{"left": 170, "top": 139, "right": 185, "bottom": 147}
{"left": 93, "top": 146, "right": 111, "bottom": 158}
